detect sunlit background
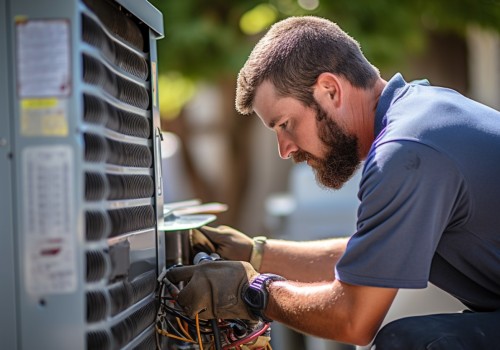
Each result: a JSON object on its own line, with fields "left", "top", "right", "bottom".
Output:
{"left": 150, "top": 1, "right": 499, "bottom": 349}
{"left": 151, "top": 0, "right": 500, "bottom": 232}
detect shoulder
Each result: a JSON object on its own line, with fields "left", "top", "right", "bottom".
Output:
{"left": 364, "top": 140, "right": 448, "bottom": 178}
{"left": 360, "top": 140, "right": 464, "bottom": 204}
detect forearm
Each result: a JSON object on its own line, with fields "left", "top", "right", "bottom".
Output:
{"left": 265, "top": 279, "right": 397, "bottom": 346}
{"left": 259, "top": 237, "right": 349, "bottom": 282}
{"left": 266, "top": 280, "right": 352, "bottom": 342}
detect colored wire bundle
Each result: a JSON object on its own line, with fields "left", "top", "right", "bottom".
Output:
{"left": 156, "top": 268, "right": 273, "bottom": 350}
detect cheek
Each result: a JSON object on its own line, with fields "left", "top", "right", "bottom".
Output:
{"left": 298, "top": 119, "right": 318, "bottom": 143}
{"left": 303, "top": 123, "right": 328, "bottom": 154}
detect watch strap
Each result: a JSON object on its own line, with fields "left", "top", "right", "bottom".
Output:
{"left": 244, "top": 273, "right": 286, "bottom": 322}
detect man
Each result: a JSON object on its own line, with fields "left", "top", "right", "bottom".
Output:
{"left": 167, "top": 16, "right": 500, "bottom": 348}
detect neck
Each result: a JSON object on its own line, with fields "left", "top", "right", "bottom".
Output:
{"left": 347, "top": 78, "right": 387, "bottom": 160}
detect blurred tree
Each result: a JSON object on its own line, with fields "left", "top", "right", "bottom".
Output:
{"left": 153, "top": 0, "right": 499, "bottom": 84}
{"left": 151, "top": 0, "right": 500, "bottom": 226}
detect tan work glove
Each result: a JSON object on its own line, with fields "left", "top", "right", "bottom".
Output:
{"left": 166, "top": 260, "right": 259, "bottom": 320}
{"left": 190, "top": 225, "right": 254, "bottom": 262}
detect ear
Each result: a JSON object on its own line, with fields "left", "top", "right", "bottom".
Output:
{"left": 313, "top": 73, "right": 342, "bottom": 108}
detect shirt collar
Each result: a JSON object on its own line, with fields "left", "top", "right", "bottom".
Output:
{"left": 374, "top": 73, "right": 408, "bottom": 137}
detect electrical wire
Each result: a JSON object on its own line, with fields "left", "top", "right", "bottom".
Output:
{"left": 176, "top": 317, "right": 194, "bottom": 341}
{"left": 222, "top": 322, "right": 270, "bottom": 350}
{"left": 211, "top": 319, "right": 222, "bottom": 350}
{"left": 156, "top": 326, "right": 196, "bottom": 344}
{"left": 157, "top": 270, "right": 273, "bottom": 350}
{"left": 195, "top": 313, "right": 204, "bottom": 350}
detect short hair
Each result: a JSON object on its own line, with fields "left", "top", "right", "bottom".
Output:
{"left": 235, "top": 16, "right": 380, "bottom": 115}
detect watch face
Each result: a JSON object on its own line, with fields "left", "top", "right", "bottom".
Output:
{"left": 243, "top": 274, "right": 285, "bottom": 322}
{"left": 244, "top": 286, "right": 265, "bottom": 309}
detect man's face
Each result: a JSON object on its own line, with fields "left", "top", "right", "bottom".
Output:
{"left": 253, "top": 80, "right": 360, "bottom": 189}
{"left": 292, "top": 100, "right": 360, "bottom": 189}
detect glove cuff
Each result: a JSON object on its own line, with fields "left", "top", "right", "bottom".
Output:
{"left": 249, "top": 236, "right": 267, "bottom": 271}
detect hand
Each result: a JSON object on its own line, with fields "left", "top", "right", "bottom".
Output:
{"left": 166, "top": 260, "right": 259, "bottom": 320}
{"left": 190, "top": 225, "right": 254, "bottom": 262}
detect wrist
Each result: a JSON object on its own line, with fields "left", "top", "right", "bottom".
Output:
{"left": 249, "top": 236, "right": 267, "bottom": 271}
{"left": 242, "top": 273, "right": 286, "bottom": 322}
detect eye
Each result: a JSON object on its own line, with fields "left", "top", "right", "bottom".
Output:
{"left": 279, "top": 121, "right": 288, "bottom": 130}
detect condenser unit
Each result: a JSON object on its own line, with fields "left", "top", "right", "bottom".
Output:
{"left": 0, "top": 0, "right": 165, "bottom": 349}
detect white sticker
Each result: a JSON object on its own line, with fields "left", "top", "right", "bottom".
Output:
{"left": 23, "top": 145, "right": 77, "bottom": 295}
{"left": 16, "top": 19, "right": 71, "bottom": 97}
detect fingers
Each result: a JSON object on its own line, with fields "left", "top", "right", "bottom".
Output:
{"left": 190, "top": 228, "right": 216, "bottom": 254}
{"left": 167, "top": 264, "right": 215, "bottom": 319}
{"left": 198, "top": 225, "right": 226, "bottom": 241}
{"left": 166, "top": 265, "right": 196, "bottom": 284}
{"left": 176, "top": 283, "right": 214, "bottom": 319}
{"left": 199, "top": 225, "right": 253, "bottom": 262}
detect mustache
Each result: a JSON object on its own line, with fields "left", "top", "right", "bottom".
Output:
{"left": 292, "top": 150, "right": 311, "bottom": 163}
{"left": 292, "top": 150, "right": 309, "bottom": 163}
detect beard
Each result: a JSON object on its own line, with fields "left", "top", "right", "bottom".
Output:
{"left": 292, "top": 101, "right": 361, "bottom": 189}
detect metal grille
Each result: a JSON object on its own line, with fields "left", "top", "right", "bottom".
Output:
{"left": 111, "top": 299, "right": 158, "bottom": 349}
{"left": 80, "top": 0, "right": 158, "bottom": 348}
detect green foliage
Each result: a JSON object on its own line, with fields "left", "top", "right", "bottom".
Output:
{"left": 153, "top": 0, "right": 258, "bottom": 80}
{"left": 151, "top": 0, "right": 500, "bottom": 117}
{"left": 153, "top": 0, "right": 499, "bottom": 76}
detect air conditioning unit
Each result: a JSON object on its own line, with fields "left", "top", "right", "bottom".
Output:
{"left": 0, "top": 0, "right": 165, "bottom": 348}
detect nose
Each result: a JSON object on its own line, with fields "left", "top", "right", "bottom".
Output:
{"left": 277, "top": 134, "right": 298, "bottom": 159}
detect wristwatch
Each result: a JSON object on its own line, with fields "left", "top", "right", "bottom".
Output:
{"left": 242, "top": 273, "right": 286, "bottom": 322}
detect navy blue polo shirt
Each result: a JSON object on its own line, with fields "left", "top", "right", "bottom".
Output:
{"left": 335, "top": 73, "right": 500, "bottom": 312}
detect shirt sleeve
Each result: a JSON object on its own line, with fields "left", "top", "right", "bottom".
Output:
{"left": 335, "top": 140, "right": 467, "bottom": 288}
